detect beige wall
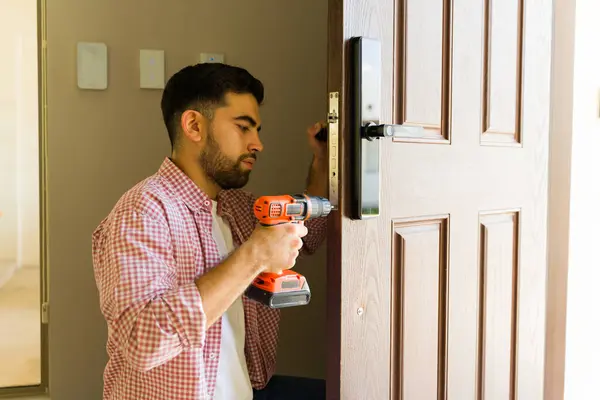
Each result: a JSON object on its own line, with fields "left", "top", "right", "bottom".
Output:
{"left": 0, "top": 0, "right": 40, "bottom": 270}
{"left": 46, "top": 0, "right": 327, "bottom": 398}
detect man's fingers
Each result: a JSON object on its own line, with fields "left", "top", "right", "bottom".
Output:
{"left": 284, "top": 223, "right": 308, "bottom": 237}
{"left": 295, "top": 224, "right": 308, "bottom": 237}
{"left": 308, "top": 121, "right": 325, "bottom": 136}
{"left": 292, "top": 237, "right": 303, "bottom": 250}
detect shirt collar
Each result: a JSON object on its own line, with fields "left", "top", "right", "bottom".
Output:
{"left": 158, "top": 157, "right": 213, "bottom": 212}
{"left": 157, "top": 157, "right": 239, "bottom": 215}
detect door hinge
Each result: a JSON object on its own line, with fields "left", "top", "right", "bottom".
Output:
{"left": 41, "top": 302, "right": 49, "bottom": 324}
{"left": 328, "top": 92, "right": 340, "bottom": 210}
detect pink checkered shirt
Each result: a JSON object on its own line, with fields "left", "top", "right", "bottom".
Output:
{"left": 92, "top": 157, "right": 327, "bottom": 400}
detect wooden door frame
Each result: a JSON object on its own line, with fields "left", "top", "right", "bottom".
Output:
{"left": 325, "top": 1, "right": 344, "bottom": 398}
{"left": 0, "top": 0, "right": 50, "bottom": 397}
{"left": 325, "top": 0, "right": 570, "bottom": 399}
{"left": 544, "top": 0, "right": 576, "bottom": 397}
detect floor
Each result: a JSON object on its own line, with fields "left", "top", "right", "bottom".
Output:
{"left": 0, "top": 263, "right": 41, "bottom": 388}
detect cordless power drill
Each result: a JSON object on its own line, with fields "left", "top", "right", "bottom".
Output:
{"left": 245, "top": 194, "right": 332, "bottom": 308}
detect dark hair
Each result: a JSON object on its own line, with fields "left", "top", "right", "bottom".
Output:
{"left": 160, "top": 62, "right": 264, "bottom": 147}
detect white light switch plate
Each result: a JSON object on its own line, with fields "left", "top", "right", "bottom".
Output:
{"left": 199, "top": 53, "right": 225, "bottom": 63}
{"left": 77, "top": 42, "right": 108, "bottom": 90}
{"left": 140, "top": 49, "right": 165, "bottom": 89}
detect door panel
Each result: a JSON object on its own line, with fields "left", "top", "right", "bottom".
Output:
{"left": 478, "top": 211, "right": 519, "bottom": 399}
{"left": 396, "top": 0, "right": 451, "bottom": 143}
{"left": 327, "top": 0, "right": 553, "bottom": 398}
{"left": 391, "top": 216, "right": 449, "bottom": 400}
{"left": 482, "top": 0, "right": 523, "bottom": 144}
{"left": 403, "top": 0, "right": 444, "bottom": 128}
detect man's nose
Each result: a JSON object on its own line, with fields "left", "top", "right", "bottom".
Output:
{"left": 248, "top": 132, "right": 263, "bottom": 153}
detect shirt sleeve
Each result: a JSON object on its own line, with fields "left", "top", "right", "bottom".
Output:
{"left": 92, "top": 208, "right": 207, "bottom": 372}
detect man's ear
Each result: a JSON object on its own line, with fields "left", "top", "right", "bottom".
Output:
{"left": 180, "top": 110, "right": 206, "bottom": 144}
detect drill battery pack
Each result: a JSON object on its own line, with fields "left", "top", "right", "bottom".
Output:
{"left": 245, "top": 270, "right": 311, "bottom": 308}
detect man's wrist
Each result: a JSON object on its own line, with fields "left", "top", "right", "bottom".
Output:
{"left": 238, "top": 238, "right": 266, "bottom": 275}
{"left": 305, "top": 156, "right": 328, "bottom": 197}
{"left": 311, "top": 155, "right": 327, "bottom": 171}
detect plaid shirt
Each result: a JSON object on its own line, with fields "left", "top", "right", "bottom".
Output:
{"left": 92, "top": 157, "right": 327, "bottom": 400}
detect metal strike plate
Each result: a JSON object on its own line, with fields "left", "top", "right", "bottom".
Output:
{"left": 328, "top": 92, "right": 340, "bottom": 210}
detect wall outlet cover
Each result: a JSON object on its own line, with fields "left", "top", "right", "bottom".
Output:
{"left": 77, "top": 42, "right": 108, "bottom": 90}
{"left": 199, "top": 53, "right": 225, "bottom": 63}
{"left": 139, "top": 49, "right": 165, "bottom": 89}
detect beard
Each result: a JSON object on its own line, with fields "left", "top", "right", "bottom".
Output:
{"left": 199, "top": 126, "right": 255, "bottom": 190}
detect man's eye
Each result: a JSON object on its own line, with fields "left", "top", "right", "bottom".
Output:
{"left": 238, "top": 125, "right": 250, "bottom": 132}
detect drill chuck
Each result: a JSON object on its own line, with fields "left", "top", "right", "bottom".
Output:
{"left": 306, "top": 195, "right": 332, "bottom": 219}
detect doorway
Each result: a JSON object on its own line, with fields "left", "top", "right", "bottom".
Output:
{"left": 0, "top": 0, "right": 49, "bottom": 397}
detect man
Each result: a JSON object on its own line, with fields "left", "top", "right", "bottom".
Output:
{"left": 92, "top": 62, "right": 328, "bottom": 400}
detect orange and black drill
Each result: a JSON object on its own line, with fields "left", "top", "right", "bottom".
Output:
{"left": 245, "top": 194, "right": 332, "bottom": 308}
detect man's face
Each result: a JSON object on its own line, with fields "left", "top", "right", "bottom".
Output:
{"left": 198, "top": 92, "right": 263, "bottom": 190}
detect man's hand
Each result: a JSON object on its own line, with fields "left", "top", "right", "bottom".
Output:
{"left": 305, "top": 121, "right": 328, "bottom": 198}
{"left": 195, "top": 221, "right": 307, "bottom": 327}
{"left": 245, "top": 222, "right": 308, "bottom": 274}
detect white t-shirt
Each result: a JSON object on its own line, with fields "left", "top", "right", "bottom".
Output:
{"left": 210, "top": 200, "right": 253, "bottom": 400}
